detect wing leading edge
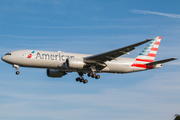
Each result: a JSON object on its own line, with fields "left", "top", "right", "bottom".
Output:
{"left": 84, "top": 38, "right": 153, "bottom": 63}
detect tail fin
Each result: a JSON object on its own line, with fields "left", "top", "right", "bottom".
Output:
{"left": 136, "top": 36, "right": 162, "bottom": 63}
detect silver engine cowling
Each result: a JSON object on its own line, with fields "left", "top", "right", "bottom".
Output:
{"left": 47, "top": 69, "right": 67, "bottom": 78}
{"left": 66, "top": 58, "right": 86, "bottom": 69}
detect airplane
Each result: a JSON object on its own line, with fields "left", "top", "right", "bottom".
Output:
{"left": 1, "top": 36, "right": 177, "bottom": 84}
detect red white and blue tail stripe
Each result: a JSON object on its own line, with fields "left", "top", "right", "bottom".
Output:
{"left": 135, "top": 36, "right": 161, "bottom": 64}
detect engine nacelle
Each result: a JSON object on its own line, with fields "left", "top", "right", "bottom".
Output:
{"left": 66, "top": 58, "right": 85, "bottom": 69}
{"left": 47, "top": 69, "right": 67, "bottom": 78}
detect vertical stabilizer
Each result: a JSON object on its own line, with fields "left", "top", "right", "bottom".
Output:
{"left": 136, "top": 36, "right": 162, "bottom": 63}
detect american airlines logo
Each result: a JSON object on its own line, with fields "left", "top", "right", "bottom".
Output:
{"left": 33, "top": 51, "right": 74, "bottom": 61}
{"left": 27, "top": 51, "right": 35, "bottom": 58}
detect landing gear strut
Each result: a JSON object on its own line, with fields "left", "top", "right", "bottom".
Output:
{"left": 13, "top": 64, "right": 20, "bottom": 75}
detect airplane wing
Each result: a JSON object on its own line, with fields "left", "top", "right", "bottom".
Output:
{"left": 84, "top": 39, "right": 152, "bottom": 63}
{"left": 146, "top": 58, "right": 178, "bottom": 65}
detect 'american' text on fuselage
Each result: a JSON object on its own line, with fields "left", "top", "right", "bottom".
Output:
{"left": 36, "top": 52, "right": 74, "bottom": 61}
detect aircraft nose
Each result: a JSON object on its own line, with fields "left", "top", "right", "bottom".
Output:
{"left": 1, "top": 56, "right": 5, "bottom": 61}
{"left": 1, "top": 55, "right": 8, "bottom": 62}
{"left": 1, "top": 55, "right": 11, "bottom": 63}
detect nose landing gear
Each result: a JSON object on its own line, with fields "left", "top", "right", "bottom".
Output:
{"left": 16, "top": 71, "right": 20, "bottom": 75}
{"left": 13, "top": 64, "right": 20, "bottom": 75}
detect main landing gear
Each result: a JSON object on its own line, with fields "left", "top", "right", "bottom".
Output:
{"left": 13, "top": 64, "right": 20, "bottom": 75}
{"left": 76, "top": 72, "right": 88, "bottom": 84}
{"left": 76, "top": 72, "right": 100, "bottom": 84}
{"left": 87, "top": 73, "right": 100, "bottom": 79}
{"left": 76, "top": 77, "right": 88, "bottom": 84}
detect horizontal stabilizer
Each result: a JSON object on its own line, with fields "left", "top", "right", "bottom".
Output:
{"left": 146, "top": 58, "right": 178, "bottom": 65}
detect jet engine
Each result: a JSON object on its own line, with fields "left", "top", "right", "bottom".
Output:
{"left": 66, "top": 58, "right": 86, "bottom": 69}
{"left": 47, "top": 69, "right": 67, "bottom": 78}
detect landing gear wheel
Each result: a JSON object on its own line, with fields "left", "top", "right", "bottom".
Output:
{"left": 80, "top": 79, "right": 84, "bottom": 83}
{"left": 92, "top": 74, "right": 96, "bottom": 78}
{"left": 16, "top": 71, "right": 20, "bottom": 75}
{"left": 77, "top": 72, "right": 89, "bottom": 84}
{"left": 83, "top": 79, "right": 88, "bottom": 84}
{"left": 88, "top": 73, "right": 92, "bottom": 77}
{"left": 95, "top": 75, "right": 100, "bottom": 79}
{"left": 76, "top": 77, "right": 80, "bottom": 82}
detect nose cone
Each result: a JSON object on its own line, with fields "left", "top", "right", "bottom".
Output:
{"left": 1, "top": 56, "right": 5, "bottom": 62}
{"left": 1, "top": 55, "right": 11, "bottom": 64}
{"left": 2, "top": 52, "right": 20, "bottom": 65}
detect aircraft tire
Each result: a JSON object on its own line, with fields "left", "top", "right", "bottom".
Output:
{"left": 83, "top": 80, "right": 88, "bottom": 84}
{"left": 95, "top": 75, "right": 100, "bottom": 79}
{"left": 16, "top": 71, "right": 20, "bottom": 75}
{"left": 80, "top": 79, "right": 84, "bottom": 82}
{"left": 92, "top": 74, "right": 96, "bottom": 78}
{"left": 76, "top": 77, "right": 80, "bottom": 81}
{"left": 88, "top": 73, "right": 92, "bottom": 77}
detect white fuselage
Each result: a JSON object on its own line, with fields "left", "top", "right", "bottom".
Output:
{"left": 1, "top": 50, "right": 160, "bottom": 74}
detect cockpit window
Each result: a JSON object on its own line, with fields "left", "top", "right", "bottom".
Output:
{"left": 5, "top": 53, "right": 11, "bottom": 55}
